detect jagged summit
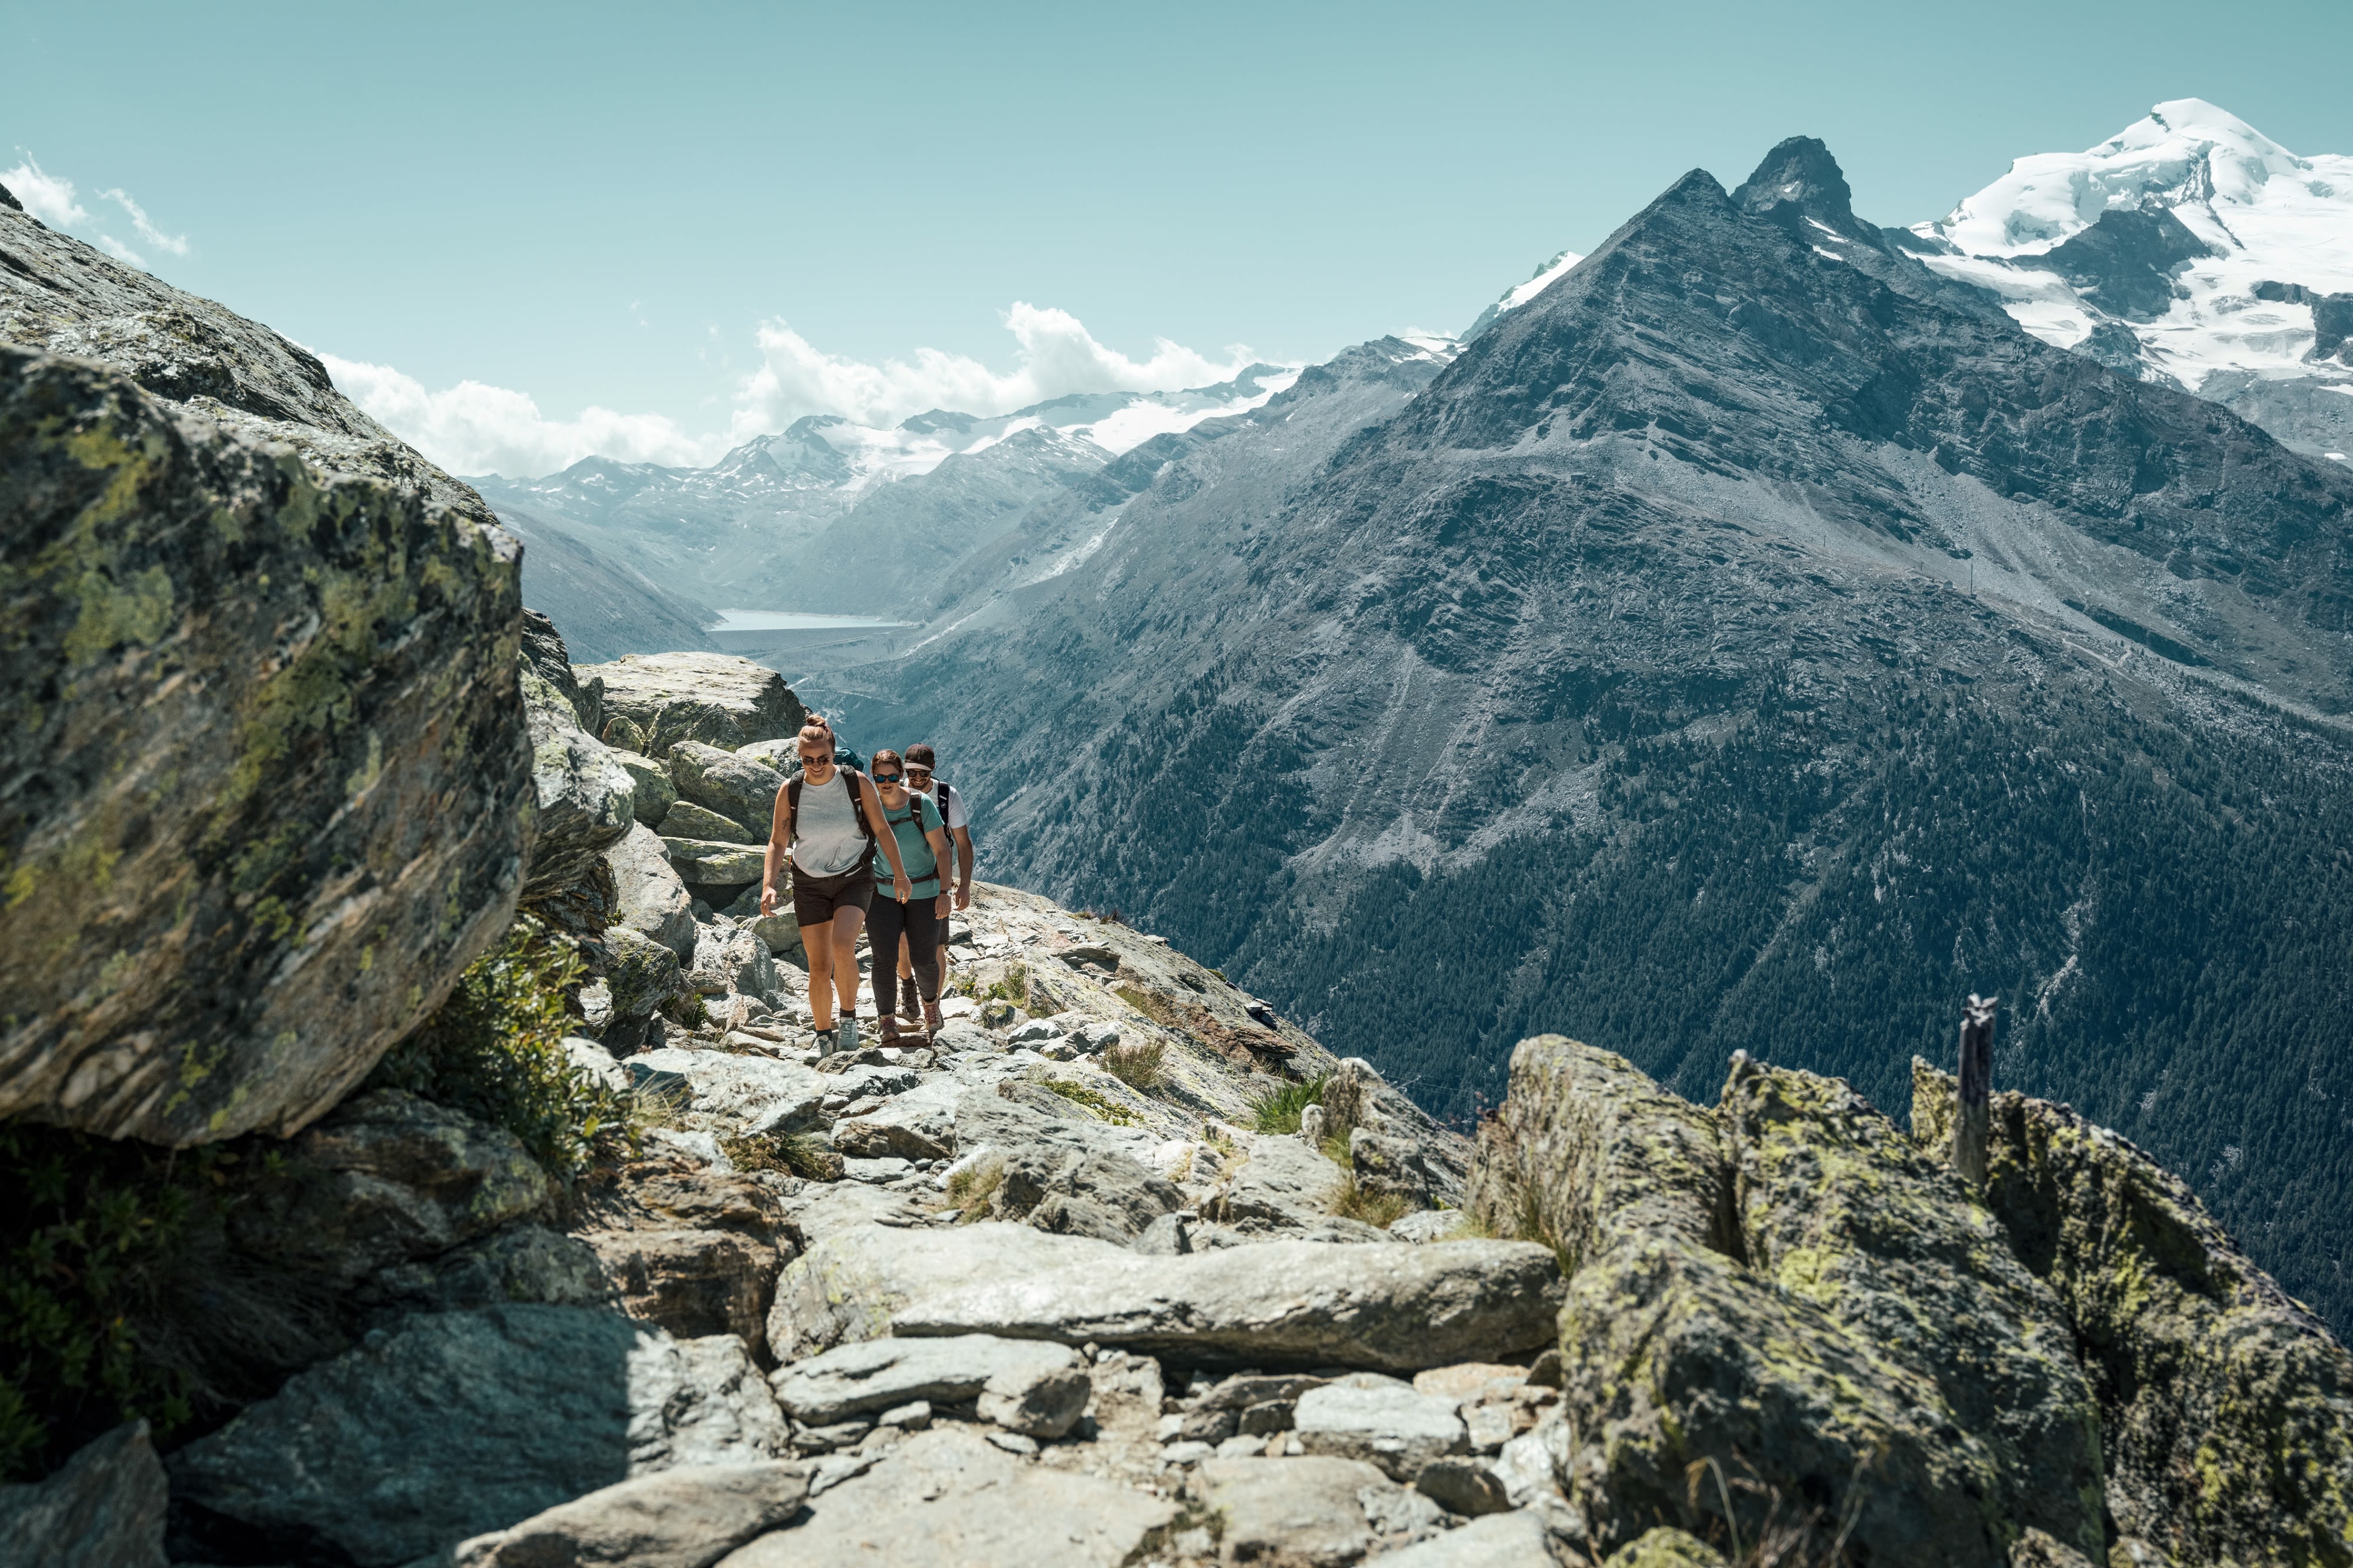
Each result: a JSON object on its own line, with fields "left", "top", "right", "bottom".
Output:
{"left": 1729, "top": 134, "right": 1869, "bottom": 239}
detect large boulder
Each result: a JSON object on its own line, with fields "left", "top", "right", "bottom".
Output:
{"left": 1208, "top": 1131, "right": 1392, "bottom": 1242}
{"left": 1914, "top": 1062, "right": 2353, "bottom": 1567}
{"left": 227, "top": 1087, "right": 552, "bottom": 1289}
{"left": 893, "top": 1238, "right": 1564, "bottom": 1372}
{"left": 167, "top": 1305, "right": 786, "bottom": 1567}
{"left": 669, "top": 742, "right": 786, "bottom": 842}
{"left": 664, "top": 838, "right": 769, "bottom": 894}
{"left": 766, "top": 1222, "right": 1124, "bottom": 1364}
{"left": 718, "top": 1427, "right": 1174, "bottom": 1567}
{"left": 0, "top": 1422, "right": 168, "bottom": 1568}
{"left": 611, "top": 748, "right": 677, "bottom": 831}
{"left": 576, "top": 653, "right": 805, "bottom": 760}
{"left": 0, "top": 347, "right": 528, "bottom": 1143}
{"left": 606, "top": 823, "right": 697, "bottom": 958}
{"left": 577, "top": 1162, "right": 800, "bottom": 1344}
{"left": 664, "top": 799, "right": 762, "bottom": 845}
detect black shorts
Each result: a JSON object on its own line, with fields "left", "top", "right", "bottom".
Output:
{"left": 792, "top": 867, "right": 874, "bottom": 927}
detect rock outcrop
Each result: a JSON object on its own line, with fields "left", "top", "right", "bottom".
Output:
{"left": 576, "top": 653, "right": 805, "bottom": 759}
{"left": 1913, "top": 1061, "right": 2353, "bottom": 1568}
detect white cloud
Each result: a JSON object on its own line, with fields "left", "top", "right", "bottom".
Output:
{"left": 100, "top": 188, "right": 188, "bottom": 255}
{"left": 321, "top": 354, "right": 725, "bottom": 478}
{"left": 4, "top": 154, "right": 89, "bottom": 226}
{"left": 334, "top": 303, "right": 1260, "bottom": 479}
{"left": 728, "top": 302, "right": 1257, "bottom": 439}
{"left": 5, "top": 153, "right": 184, "bottom": 272}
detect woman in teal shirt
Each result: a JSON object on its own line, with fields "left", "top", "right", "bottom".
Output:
{"left": 866, "top": 749, "right": 952, "bottom": 1041}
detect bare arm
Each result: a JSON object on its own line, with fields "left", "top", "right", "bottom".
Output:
{"left": 951, "top": 825, "right": 974, "bottom": 908}
{"left": 760, "top": 784, "right": 791, "bottom": 916}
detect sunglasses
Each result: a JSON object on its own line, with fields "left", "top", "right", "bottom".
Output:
{"left": 871, "top": 771, "right": 905, "bottom": 784}
{"left": 797, "top": 752, "right": 831, "bottom": 765}
{"left": 906, "top": 767, "right": 933, "bottom": 780}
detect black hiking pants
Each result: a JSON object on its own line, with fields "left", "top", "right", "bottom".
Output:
{"left": 869, "top": 894, "right": 941, "bottom": 1016}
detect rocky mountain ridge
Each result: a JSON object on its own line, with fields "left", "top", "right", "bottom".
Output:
{"left": 809, "top": 135, "right": 2353, "bottom": 1333}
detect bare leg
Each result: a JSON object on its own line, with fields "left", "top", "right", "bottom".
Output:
{"left": 831, "top": 907, "right": 867, "bottom": 1019}
{"left": 806, "top": 924, "right": 838, "bottom": 1031}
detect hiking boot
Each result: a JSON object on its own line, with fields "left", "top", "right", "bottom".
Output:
{"left": 922, "top": 1000, "right": 944, "bottom": 1036}
{"left": 812, "top": 1026, "right": 836, "bottom": 1055}
{"left": 877, "top": 1014, "right": 902, "bottom": 1046}
{"left": 837, "top": 1013, "right": 860, "bottom": 1053}
{"left": 896, "top": 995, "right": 921, "bottom": 1024}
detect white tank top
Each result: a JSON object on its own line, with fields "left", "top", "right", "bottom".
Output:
{"left": 791, "top": 770, "right": 869, "bottom": 878}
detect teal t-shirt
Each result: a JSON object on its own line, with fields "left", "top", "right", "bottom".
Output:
{"left": 880, "top": 791, "right": 944, "bottom": 897}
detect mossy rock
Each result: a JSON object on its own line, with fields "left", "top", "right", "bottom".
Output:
{"left": 0, "top": 347, "right": 528, "bottom": 1144}
{"left": 1600, "top": 1529, "right": 1729, "bottom": 1568}
{"left": 1914, "top": 1061, "right": 2353, "bottom": 1566}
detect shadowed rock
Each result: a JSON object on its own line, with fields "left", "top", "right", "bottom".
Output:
{"left": 454, "top": 1462, "right": 808, "bottom": 1568}
{"left": 0, "top": 1422, "right": 168, "bottom": 1568}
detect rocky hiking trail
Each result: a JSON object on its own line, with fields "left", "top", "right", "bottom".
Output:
{"left": 4, "top": 174, "right": 2352, "bottom": 1568}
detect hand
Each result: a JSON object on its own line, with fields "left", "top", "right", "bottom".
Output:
{"left": 935, "top": 893, "right": 951, "bottom": 918}
{"left": 955, "top": 883, "right": 971, "bottom": 911}
{"left": 894, "top": 870, "right": 913, "bottom": 903}
{"left": 759, "top": 885, "right": 775, "bottom": 917}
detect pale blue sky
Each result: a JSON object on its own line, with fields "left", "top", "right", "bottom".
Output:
{"left": 9, "top": 0, "right": 2348, "bottom": 474}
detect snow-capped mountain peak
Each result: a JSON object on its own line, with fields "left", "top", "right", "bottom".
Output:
{"left": 1904, "top": 100, "right": 2353, "bottom": 452}
{"left": 1464, "top": 248, "right": 1585, "bottom": 339}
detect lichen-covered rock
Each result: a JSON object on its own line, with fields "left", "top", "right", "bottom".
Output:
{"left": 0, "top": 346, "right": 527, "bottom": 1144}
{"left": 576, "top": 653, "right": 805, "bottom": 760}
{"left": 1558, "top": 1230, "right": 2012, "bottom": 1564}
{"left": 1349, "top": 1125, "right": 1434, "bottom": 1207}
{"left": 228, "top": 1087, "right": 553, "bottom": 1290}
{"left": 606, "top": 822, "right": 696, "bottom": 958}
{"left": 519, "top": 628, "right": 636, "bottom": 906}
{"left": 1600, "top": 1528, "right": 1729, "bottom": 1568}
{"left": 1464, "top": 1035, "right": 1739, "bottom": 1269}
{"left": 669, "top": 742, "right": 785, "bottom": 842}
{"left": 1723, "top": 1057, "right": 2104, "bottom": 1557}
{"left": 611, "top": 748, "right": 676, "bottom": 830}
{"left": 601, "top": 925, "right": 690, "bottom": 1025}
{"left": 519, "top": 607, "right": 600, "bottom": 735}
{"left": 664, "top": 838, "right": 769, "bottom": 892}
{"left": 663, "top": 799, "right": 761, "bottom": 845}
{"left": 1914, "top": 1062, "right": 2353, "bottom": 1567}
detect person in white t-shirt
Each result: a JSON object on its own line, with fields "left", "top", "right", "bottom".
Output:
{"left": 896, "top": 742, "right": 972, "bottom": 1017}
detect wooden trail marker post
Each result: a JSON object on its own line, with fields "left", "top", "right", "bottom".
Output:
{"left": 1953, "top": 993, "right": 1997, "bottom": 1191}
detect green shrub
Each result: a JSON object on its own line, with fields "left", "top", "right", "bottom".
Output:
{"left": 0, "top": 1123, "right": 221, "bottom": 1479}
{"left": 365, "top": 915, "right": 631, "bottom": 1178}
{"left": 1247, "top": 1074, "right": 1331, "bottom": 1135}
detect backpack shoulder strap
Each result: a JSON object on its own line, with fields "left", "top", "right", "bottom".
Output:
{"left": 785, "top": 775, "right": 802, "bottom": 843}
{"left": 841, "top": 769, "right": 878, "bottom": 840}
{"left": 935, "top": 779, "right": 954, "bottom": 823}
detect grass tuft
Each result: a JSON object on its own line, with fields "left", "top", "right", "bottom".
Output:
{"left": 1247, "top": 1074, "right": 1331, "bottom": 1135}
{"left": 1329, "top": 1175, "right": 1415, "bottom": 1229}
{"left": 1101, "top": 1039, "right": 1166, "bottom": 1092}
{"left": 942, "top": 1156, "right": 1006, "bottom": 1222}
{"left": 1037, "top": 1077, "right": 1141, "bottom": 1126}
{"left": 719, "top": 1131, "right": 841, "bottom": 1182}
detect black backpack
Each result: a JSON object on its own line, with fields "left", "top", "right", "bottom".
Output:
{"left": 783, "top": 768, "right": 878, "bottom": 862}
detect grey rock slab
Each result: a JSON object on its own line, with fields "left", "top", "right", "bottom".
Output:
{"left": 1377, "top": 1508, "right": 1561, "bottom": 1566}
{"left": 167, "top": 1305, "right": 784, "bottom": 1567}
{"left": 716, "top": 1427, "right": 1175, "bottom": 1567}
{"left": 453, "top": 1462, "right": 809, "bottom": 1568}
{"left": 0, "top": 1421, "right": 168, "bottom": 1568}
{"left": 606, "top": 823, "right": 698, "bottom": 958}
{"left": 1389, "top": 1209, "right": 1473, "bottom": 1244}
{"left": 766, "top": 1221, "right": 1125, "bottom": 1363}
{"left": 566, "top": 1036, "right": 628, "bottom": 1090}
{"left": 1294, "top": 1384, "right": 1468, "bottom": 1481}
{"left": 831, "top": 1078, "right": 961, "bottom": 1160}
{"left": 975, "top": 1362, "right": 1094, "bottom": 1439}
{"left": 1187, "top": 1455, "right": 1392, "bottom": 1566}
{"left": 624, "top": 1047, "right": 826, "bottom": 1135}
{"left": 664, "top": 838, "right": 769, "bottom": 890}
{"left": 690, "top": 925, "right": 778, "bottom": 999}
{"left": 893, "top": 1239, "right": 1564, "bottom": 1372}
{"left": 1006, "top": 1146, "right": 1184, "bottom": 1243}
